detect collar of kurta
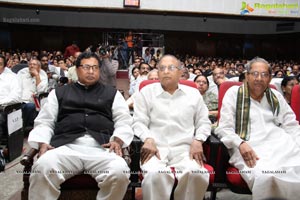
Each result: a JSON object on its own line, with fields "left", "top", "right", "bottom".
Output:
{"left": 235, "top": 83, "right": 280, "bottom": 141}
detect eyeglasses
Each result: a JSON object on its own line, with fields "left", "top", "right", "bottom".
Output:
{"left": 248, "top": 71, "right": 270, "bottom": 79}
{"left": 141, "top": 67, "right": 150, "bottom": 71}
{"left": 41, "top": 59, "right": 48, "bottom": 62}
{"left": 287, "top": 82, "right": 297, "bottom": 87}
{"left": 195, "top": 80, "right": 207, "bottom": 84}
{"left": 213, "top": 71, "right": 224, "bottom": 76}
{"left": 79, "top": 64, "right": 100, "bottom": 71}
{"left": 157, "top": 65, "right": 180, "bottom": 72}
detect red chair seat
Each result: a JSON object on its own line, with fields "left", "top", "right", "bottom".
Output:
{"left": 226, "top": 166, "right": 248, "bottom": 188}
{"left": 291, "top": 85, "right": 300, "bottom": 123}
{"left": 204, "top": 163, "right": 215, "bottom": 184}
{"left": 61, "top": 174, "right": 98, "bottom": 189}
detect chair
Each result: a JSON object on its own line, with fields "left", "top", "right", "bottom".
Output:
{"left": 134, "top": 79, "right": 218, "bottom": 200}
{"left": 21, "top": 147, "right": 134, "bottom": 200}
{"left": 11, "top": 64, "right": 28, "bottom": 74}
{"left": 291, "top": 84, "right": 300, "bottom": 123}
{"left": 20, "top": 92, "right": 138, "bottom": 200}
{"left": 217, "top": 81, "right": 278, "bottom": 195}
{"left": 0, "top": 103, "right": 23, "bottom": 162}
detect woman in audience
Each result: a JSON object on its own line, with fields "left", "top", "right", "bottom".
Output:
{"left": 281, "top": 76, "right": 299, "bottom": 105}
{"left": 128, "top": 66, "right": 140, "bottom": 96}
{"left": 194, "top": 74, "right": 218, "bottom": 122}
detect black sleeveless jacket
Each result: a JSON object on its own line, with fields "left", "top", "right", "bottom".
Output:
{"left": 50, "top": 82, "right": 117, "bottom": 147}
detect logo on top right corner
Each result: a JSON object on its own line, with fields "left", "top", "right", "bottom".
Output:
{"left": 240, "top": 1, "right": 254, "bottom": 15}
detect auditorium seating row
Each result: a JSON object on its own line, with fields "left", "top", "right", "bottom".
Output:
{"left": 11, "top": 81, "right": 300, "bottom": 199}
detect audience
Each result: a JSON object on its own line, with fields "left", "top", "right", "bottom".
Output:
{"left": 194, "top": 75, "right": 218, "bottom": 122}
{"left": 281, "top": 76, "right": 299, "bottom": 105}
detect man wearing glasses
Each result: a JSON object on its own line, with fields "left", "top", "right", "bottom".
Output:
{"left": 28, "top": 52, "right": 133, "bottom": 200}
{"left": 17, "top": 58, "right": 48, "bottom": 133}
{"left": 215, "top": 57, "right": 300, "bottom": 199}
{"left": 133, "top": 55, "right": 211, "bottom": 200}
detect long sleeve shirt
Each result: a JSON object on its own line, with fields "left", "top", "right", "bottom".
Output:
{"left": 28, "top": 87, "right": 133, "bottom": 149}
{"left": 17, "top": 68, "right": 48, "bottom": 103}
{"left": 0, "top": 68, "right": 22, "bottom": 105}
{"left": 133, "top": 82, "right": 211, "bottom": 149}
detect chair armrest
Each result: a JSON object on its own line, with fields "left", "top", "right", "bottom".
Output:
{"left": 129, "top": 136, "right": 143, "bottom": 183}
{"left": 122, "top": 147, "right": 131, "bottom": 166}
{"left": 20, "top": 148, "right": 38, "bottom": 167}
{"left": 0, "top": 103, "right": 22, "bottom": 114}
{"left": 204, "top": 131, "right": 230, "bottom": 184}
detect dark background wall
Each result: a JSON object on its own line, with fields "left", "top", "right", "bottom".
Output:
{"left": 0, "top": 3, "right": 300, "bottom": 59}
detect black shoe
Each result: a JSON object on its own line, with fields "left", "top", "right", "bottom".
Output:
{"left": 0, "top": 149, "right": 6, "bottom": 172}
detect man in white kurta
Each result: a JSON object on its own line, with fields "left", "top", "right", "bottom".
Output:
{"left": 28, "top": 52, "right": 133, "bottom": 200}
{"left": 133, "top": 55, "right": 211, "bottom": 200}
{"left": 17, "top": 59, "right": 48, "bottom": 130}
{"left": 0, "top": 67, "right": 21, "bottom": 106}
{"left": 0, "top": 55, "right": 22, "bottom": 165}
{"left": 215, "top": 57, "right": 300, "bottom": 200}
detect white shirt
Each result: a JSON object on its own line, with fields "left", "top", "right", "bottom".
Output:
{"left": 215, "top": 85, "right": 300, "bottom": 198}
{"left": 215, "top": 86, "right": 300, "bottom": 150}
{"left": 17, "top": 68, "right": 48, "bottom": 103}
{"left": 28, "top": 86, "right": 134, "bottom": 150}
{"left": 133, "top": 82, "right": 211, "bottom": 148}
{"left": 0, "top": 67, "right": 22, "bottom": 105}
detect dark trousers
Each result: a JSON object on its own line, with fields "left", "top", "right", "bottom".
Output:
{"left": 21, "top": 103, "right": 38, "bottom": 130}
{"left": 0, "top": 112, "right": 6, "bottom": 144}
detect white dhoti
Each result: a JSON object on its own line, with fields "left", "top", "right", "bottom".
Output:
{"left": 141, "top": 148, "right": 209, "bottom": 200}
{"left": 228, "top": 102, "right": 300, "bottom": 200}
{"left": 29, "top": 140, "right": 130, "bottom": 200}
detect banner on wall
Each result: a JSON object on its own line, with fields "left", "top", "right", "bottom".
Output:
{"left": 0, "top": 0, "right": 299, "bottom": 18}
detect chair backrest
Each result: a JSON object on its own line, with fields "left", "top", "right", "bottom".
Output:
{"left": 217, "top": 82, "right": 242, "bottom": 120}
{"left": 291, "top": 84, "right": 300, "bottom": 123}
{"left": 11, "top": 64, "right": 28, "bottom": 74}
{"left": 217, "top": 81, "right": 277, "bottom": 121}
{"left": 139, "top": 79, "right": 197, "bottom": 91}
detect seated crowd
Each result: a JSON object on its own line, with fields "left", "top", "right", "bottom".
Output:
{"left": 1, "top": 45, "right": 300, "bottom": 200}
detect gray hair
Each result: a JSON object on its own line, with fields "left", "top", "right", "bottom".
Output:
{"left": 147, "top": 69, "right": 159, "bottom": 79}
{"left": 245, "top": 57, "right": 272, "bottom": 74}
{"left": 157, "top": 54, "right": 183, "bottom": 70}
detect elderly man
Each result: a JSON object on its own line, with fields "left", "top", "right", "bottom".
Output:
{"left": 133, "top": 55, "right": 211, "bottom": 200}
{"left": 28, "top": 52, "right": 133, "bottom": 200}
{"left": 215, "top": 57, "right": 300, "bottom": 200}
{"left": 17, "top": 58, "right": 48, "bottom": 131}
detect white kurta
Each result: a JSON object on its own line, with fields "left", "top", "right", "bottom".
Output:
{"left": 0, "top": 67, "right": 21, "bottom": 105}
{"left": 28, "top": 87, "right": 134, "bottom": 200}
{"left": 17, "top": 68, "right": 48, "bottom": 103}
{"left": 133, "top": 83, "right": 211, "bottom": 200}
{"left": 215, "top": 86, "right": 300, "bottom": 200}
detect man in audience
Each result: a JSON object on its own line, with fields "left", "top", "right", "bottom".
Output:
{"left": 68, "top": 51, "right": 81, "bottom": 83}
{"left": 0, "top": 55, "right": 21, "bottom": 106}
{"left": 40, "top": 54, "right": 59, "bottom": 90}
{"left": 215, "top": 57, "right": 300, "bottom": 200}
{"left": 64, "top": 41, "right": 80, "bottom": 58}
{"left": 99, "top": 50, "right": 119, "bottom": 87}
{"left": 28, "top": 51, "right": 133, "bottom": 200}
{"left": 17, "top": 58, "right": 48, "bottom": 132}
{"left": 133, "top": 55, "right": 211, "bottom": 200}
{"left": 0, "top": 55, "right": 22, "bottom": 171}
